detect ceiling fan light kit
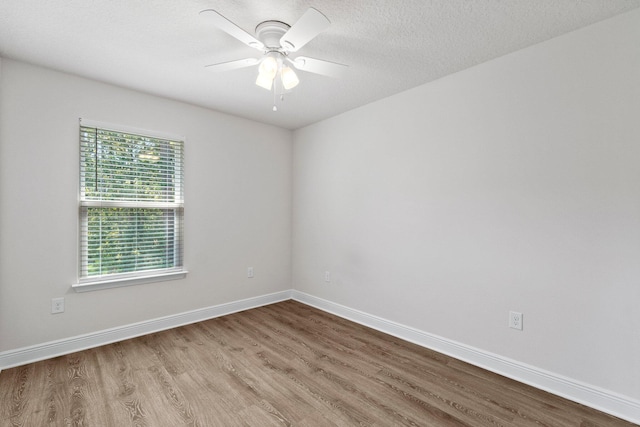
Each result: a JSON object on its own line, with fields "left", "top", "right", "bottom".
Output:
{"left": 255, "top": 49, "right": 299, "bottom": 92}
{"left": 200, "top": 7, "right": 348, "bottom": 111}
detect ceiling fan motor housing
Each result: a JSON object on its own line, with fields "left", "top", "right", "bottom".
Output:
{"left": 255, "top": 21, "right": 291, "bottom": 50}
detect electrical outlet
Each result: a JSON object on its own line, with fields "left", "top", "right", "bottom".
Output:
{"left": 509, "top": 311, "right": 523, "bottom": 330}
{"left": 324, "top": 271, "right": 331, "bottom": 282}
{"left": 52, "top": 297, "right": 65, "bottom": 314}
{"left": 247, "top": 267, "right": 254, "bottom": 278}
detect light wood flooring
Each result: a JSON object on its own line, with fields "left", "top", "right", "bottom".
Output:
{"left": 0, "top": 300, "right": 636, "bottom": 426}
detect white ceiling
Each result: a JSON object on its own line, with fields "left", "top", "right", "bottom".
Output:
{"left": 1, "top": 1, "right": 639, "bottom": 130}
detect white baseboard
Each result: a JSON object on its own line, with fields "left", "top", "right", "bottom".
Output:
{"left": 2, "top": 289, "right": 638, "bottom": 424}
{"left": 0, "top": 290, "right": 292, "bottom": 371}
{"left": 291, "top": 290, "right": 640, "bottom": 425}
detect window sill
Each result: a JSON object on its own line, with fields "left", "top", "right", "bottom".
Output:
{"left": 73, "top": 270, "right": 188, "bottom": 293}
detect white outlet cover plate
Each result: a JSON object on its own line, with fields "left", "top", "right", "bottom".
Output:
{"left": 509, "top": 311, "right": 523, "bottom": 330}
{"left": 52, "top": 297, "right": 65, "bottom": 314}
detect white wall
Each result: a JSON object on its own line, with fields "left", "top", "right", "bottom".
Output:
{"left": 293, "top": 8, "right": 640, "bottom": 402}
{"left": 0, "top": 59, "right": 292, "bottom": 352}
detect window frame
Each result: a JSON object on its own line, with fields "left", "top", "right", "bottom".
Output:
{"left": 73, "top": 119, "right": 187, "bottom": 292}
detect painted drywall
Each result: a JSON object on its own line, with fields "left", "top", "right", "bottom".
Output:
{"left": 0, "top": 59, "right": 292, "bottom": 352}
{"left": 292, "top": 8, "right": 640, "bottom": 401}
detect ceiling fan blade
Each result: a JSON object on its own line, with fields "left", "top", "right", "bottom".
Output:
{"left": 200, "top": 9, "right": 265, "bottom": 50}
{"left": 205, "top": 58, "right": 259, "bottom": 72}
{"left": 290, "top": 56, "right": 348, "bottom": 78}
{"left": 280, "top": 8, "right": 330, "bottom": 52}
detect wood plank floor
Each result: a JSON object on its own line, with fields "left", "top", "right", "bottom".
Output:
{"left": 0, "top": 300, "right": 636, "bottom": 426}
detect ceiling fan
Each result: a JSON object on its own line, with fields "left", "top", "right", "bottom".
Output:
{"left": 200, "top": 7, "right": 347, "bottom": 109}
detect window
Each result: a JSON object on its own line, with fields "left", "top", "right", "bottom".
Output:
{"left": 75, "top": 119, "right": 185, "bottom": 291}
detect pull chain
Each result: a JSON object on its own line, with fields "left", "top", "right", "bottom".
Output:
{"left": 273, "top": 86, "right": 277, "bottom": 111}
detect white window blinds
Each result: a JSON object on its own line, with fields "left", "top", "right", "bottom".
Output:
{"left": 79, "top": 121, "right": 184, "bottom": 283}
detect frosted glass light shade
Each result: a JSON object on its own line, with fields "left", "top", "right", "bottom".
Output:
{"left": 256, "top": 55, "right": 279, "bottom": 90}
{"left": 256, "top": 73, "right": 274, "bottom": 90}
{"left": 259, "top": 56, "right": 278, "bottom": 78}
{"left": 281, "top": 66, "right": 299, "bottom": 90}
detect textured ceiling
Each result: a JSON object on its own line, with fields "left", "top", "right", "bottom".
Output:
{"left": 1, "top": 1, "right": 639, "bottom": 129}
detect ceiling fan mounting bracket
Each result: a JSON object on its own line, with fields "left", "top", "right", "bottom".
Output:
{"left": 255, "top": 20, "right": 291, "bottom": 49}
